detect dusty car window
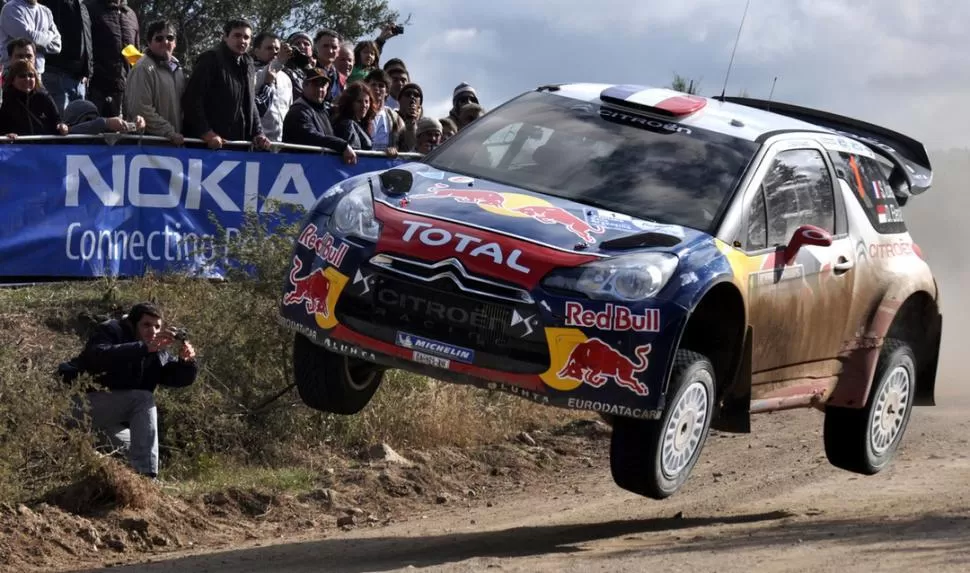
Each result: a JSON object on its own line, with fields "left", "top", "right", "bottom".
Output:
{"left": 831, "top": 152, "right": 908, "bottom": 234}
{"left": 763, "top": 149, "right": 836, "bottom": 246}
{"left": 427, "top": 91, "right": 760, "bottom": 233}
{"left": 747, "top": 187, "right": 768, "bottom": 250}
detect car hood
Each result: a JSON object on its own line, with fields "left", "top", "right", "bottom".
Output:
{"left": 372, "top": 163, "right": 703, "bottom": 254}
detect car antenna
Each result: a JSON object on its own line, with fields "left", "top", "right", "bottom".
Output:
{"left": 717, "top": 0, "right": 751, "bottom": 102}
{"left": 767, "top": 75, "right": 778, "bottom": 110}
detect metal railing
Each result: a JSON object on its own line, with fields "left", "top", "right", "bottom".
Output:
{"left": 1, "top": 133, "right": 425, "bottom": 159}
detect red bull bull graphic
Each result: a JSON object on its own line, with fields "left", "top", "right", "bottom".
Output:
{"left": 411, "top": 187, "right": 606, "bottom": 244}
{"left": 284, "top": 256, "right": 333, "bottom": 318}
{"left": 556, "top": 338, "right": 652, "bottom": 396}
{"left": 512, "top": 205, "right": 604, "bottom": 244}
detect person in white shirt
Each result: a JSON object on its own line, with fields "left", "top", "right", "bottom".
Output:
{"left": 364, "top": 68, "right": 403, "bottom": 153}
{"left": 251, "top": 31, "right": 292, "bottom": 142}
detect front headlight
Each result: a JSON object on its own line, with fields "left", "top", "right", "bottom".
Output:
{"left": 543, "top": 252, "right": 679, "bottom": 301}
{"left": 329, "top": 181, "right": 380, "bottom": 241}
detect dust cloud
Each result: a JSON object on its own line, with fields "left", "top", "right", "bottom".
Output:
{"left": 904, "top": 148, "right": 969, "bottom": 401}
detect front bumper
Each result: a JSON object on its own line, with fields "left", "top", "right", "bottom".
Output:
{"left": 279, "top": 214, "right": 690, "bottom": 420}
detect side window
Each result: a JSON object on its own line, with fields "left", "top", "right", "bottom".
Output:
{"left": 746, "top": 187, "right": 767, "bottom": 250}
{"left": 762, "top": 149, "right": 836, "bottom": 246}
{"left": 835, "top": 152, "right": 907, "bottom": 234}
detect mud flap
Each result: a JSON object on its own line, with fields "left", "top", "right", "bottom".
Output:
{"left": 915, "top": 312, "right": 941, "bottom": 406}
{"left": 711, "top": 325, "right": 752, "bottom": 433}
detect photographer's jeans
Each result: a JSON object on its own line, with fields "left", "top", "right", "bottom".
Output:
{"left": 42, "top": 69, "right": 86, "bottom": 115}
{"left": 74, "top": 390, "right": 159, "bottom": 476}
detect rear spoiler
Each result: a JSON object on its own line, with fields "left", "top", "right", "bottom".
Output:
{"left": 722, "top": 97, "right": 933, "bottom": 199}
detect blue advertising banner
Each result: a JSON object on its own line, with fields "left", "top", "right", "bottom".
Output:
{"left": 0, "top": 143, "right": 406, "bottom": 279}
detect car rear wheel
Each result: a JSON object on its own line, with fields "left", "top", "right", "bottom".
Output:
{"left": 610, "top": 350, "right": 715, "bottom": 500}
{"left": 292, "top": 333, "right": 385, "bottom": 415}
{"left": 823, "top": 338, "right": 915, "bottom": 475}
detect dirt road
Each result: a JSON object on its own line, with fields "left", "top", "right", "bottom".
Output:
{"left": 80, "top": 378, "right": 969, "bottom": 573}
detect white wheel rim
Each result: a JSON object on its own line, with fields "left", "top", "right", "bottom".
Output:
{"left": 870, "top": 365, "right": 911, "bottom": 455}
{"left": 344, "top": 358, "right": 375, "bottom": 391}
{"left": 661, "top": 374, "right": 711, "bottom": 479}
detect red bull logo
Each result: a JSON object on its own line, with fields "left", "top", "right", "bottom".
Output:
{"left": 283, "top": 256, "right": 332, "bottom": 317}
{"left": 557, "top": 338, "right": 651, "bottom": 396}
{"left": 512, "top": 205, "right": 603, "bottom": 244}
{"left": 412, "top": 187, "right": 606, "bottom": 244}
{"left": 417, "top": 187, "right": 507, "bottom": 207}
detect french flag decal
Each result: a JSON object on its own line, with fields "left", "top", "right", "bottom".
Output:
{"left": 876, "top": 204, "right": 888, "bottom": 223}
{"left": 600, "top": 85, "right": 707, "bottom": 117}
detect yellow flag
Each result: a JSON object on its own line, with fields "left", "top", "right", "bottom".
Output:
{"left": 122, "top": 44, "right": 143, "bottom": 66}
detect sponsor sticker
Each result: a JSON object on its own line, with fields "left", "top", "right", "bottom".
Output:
{"left": 448, "top": 175, "right": 474, "bottom": 184}
{"left": 283, "top": 256, "right": 333, "bottom": 317}
{"left": 412, "top": 351, "right": 450, "bottom": 369}
{"left": 417, "top": 169, "right": 446, "bottom": 180}
{"left": 396, "top": 331, "right": 475, "bottom": 364}
{"left": 564, "top": 302, "right": 660, "bottom": 333}
{"left": 321, "top": 337, "right": 377, "bottom": 361}
{"left": 584, "top": 208, "right": 686, "bottom": 237}
{"left": 485, "top": 382, "right": 550, "bottom": 405}
{"left": 566, "top": 397, "right": 662, "bottom": 420}
{"left": 557, "top": 338, "right": 652, "bottom": 396}
{"left": 297, "top": 224, "right": 349, "bottom": 267}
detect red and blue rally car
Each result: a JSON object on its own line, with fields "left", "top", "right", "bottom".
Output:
{"left": 279, "top": 83, "right": 942, "bottom": 499}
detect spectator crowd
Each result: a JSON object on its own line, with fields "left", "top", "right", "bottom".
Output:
{"left": 0, "top": 7, "right": 487, "bottom": 162}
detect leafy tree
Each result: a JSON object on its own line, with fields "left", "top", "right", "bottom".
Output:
{"left": 127, "top": 0, "right": 399, "bottom": 68}
{"left": 669, "top": 73, "right": 701, "bottom": 95}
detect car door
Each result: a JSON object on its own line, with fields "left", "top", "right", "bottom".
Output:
{"left": 739, "top": 140, "right": 857, "bottom": 383}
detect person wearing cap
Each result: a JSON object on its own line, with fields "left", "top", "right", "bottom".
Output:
{"left": 283, "top": 30, "right": 314, "bottom": 102}
{"left": 382, "top": 58, "right": 408, "bottom": 110}
{"left": 458, "top": 102, "right": 484, "bottom": 129}
{"left": 439, "top": 117, "right": 457, "bottom": 142}
{"left": 395, "top": 81, "right": 422, "bottom": 152}
{"left": 448, "top": 82, "right": 480, "bottom": 127}
{"left": 415, "top": 117, "right": 441, "bottom": 154}
{"left": 63, "top": 98, "right": 144, "bottom": 134}
{"left": 282, "top": 66, "right": 356, "bottom": 165}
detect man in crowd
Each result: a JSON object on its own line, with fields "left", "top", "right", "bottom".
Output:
{"left": 38, "top": 0, "right": 91, "bottom": 113}
{"left": 252, "top": 31, "right": 292, "bottom": 143}
{"left": 124, "top": 19, "right": 184, "bottom": 145}
{"left": 365, "top": 68, "right": 403, "bottom": 152}
{"left": 87, "top": 0, "right": 139, "bottom": 117}
{"left": 282, "top": 66, "right": 356, "bottom": 165}
{"left": 448, "top": 82, "right": 480, "bottom": 127}
{"left": 63, "top": 98, "right": 144, "bottom": 133}
{"left": 73, "top": 302, "right": 197, "bottom": 479}
{"left": 396, "top": 81, "right": 423, "bottom": 152}
{"left": 415, "top": 117, "right": 442, "bottom": 153}
{"left": 313, "top": 28, "right": 341, "bottom": 103}
{"left": 0, "top": 0, "right": 60, "bottom": 80}
{"left": 382, "top": 58, "right": 408, "bottom": 110}
{"left": 283, "top": 30, "right": 314, "bottom": 102}
{"left": 182, "top": 19, "right": 270, "bottom": 150}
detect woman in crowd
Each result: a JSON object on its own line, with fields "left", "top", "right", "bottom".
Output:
{"left": 0, "top": 59, "right": 68, "bottom": 139}
{"left": 332, "top": 81, "right": 376, "bottom": 150}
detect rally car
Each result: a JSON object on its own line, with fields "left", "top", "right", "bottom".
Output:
{"left": 278, "top": 83, "right": 942, "bottom": 500}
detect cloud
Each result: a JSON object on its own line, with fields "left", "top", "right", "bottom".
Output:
{"left": 383, "top": 0, "right": 970, "bottom": 149}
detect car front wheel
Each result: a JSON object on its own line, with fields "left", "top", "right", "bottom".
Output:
{"left": 823, "top": 338, "right": 915, "bottom": 474}
{"left": 292, "top": 333, "right": 385, "bottom": 415}
{"left": 610, "top": 349, "right": 716, "bottom": 499}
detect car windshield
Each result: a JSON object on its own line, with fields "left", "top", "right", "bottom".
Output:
{"left": 426, "top": 91, "right": 760, "bottom": 232}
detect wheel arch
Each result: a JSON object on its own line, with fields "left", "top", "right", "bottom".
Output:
{"left": 672, "top": 279, "right": 751, "bottom": 433}
{"left": 829, "top": 288, "right": 942, "bottom": 408}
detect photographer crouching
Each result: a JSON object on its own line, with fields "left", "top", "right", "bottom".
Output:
{"left": 68, "top": 302, "right": 198, "bottom": 479}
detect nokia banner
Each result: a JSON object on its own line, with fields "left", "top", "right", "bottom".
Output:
{"left": 0, "top": 143, "right": 405, "bottom": 279}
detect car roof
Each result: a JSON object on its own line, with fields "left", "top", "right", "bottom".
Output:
{"left": 545, "top": 83, "right": 864, "bottom": 147}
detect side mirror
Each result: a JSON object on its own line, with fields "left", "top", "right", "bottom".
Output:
{"left": 379, "top": 168, "right": 414, "bottom": 196}
{"left": 783, "top": 224, "right": 832, "bottom": 263}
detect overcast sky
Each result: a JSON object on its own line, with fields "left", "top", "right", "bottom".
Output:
{"left": 383, "top": 0, "right": 969, "bottom": 151}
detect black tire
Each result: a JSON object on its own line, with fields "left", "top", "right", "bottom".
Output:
{"left": 824, "top": 338, "right": 915, "bottom": 475}
{"left": 610, "top": 350, "right": 716, "bottom": 500}
{"left": 292, "top": 333, "right": 385, "bottom": 415}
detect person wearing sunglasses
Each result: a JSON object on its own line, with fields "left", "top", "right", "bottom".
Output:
{"left": 0, "top": 58, "right": 68, "bottom": 138}
{"left": 124, "top": 20, "right": 185, "bottom": 145}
